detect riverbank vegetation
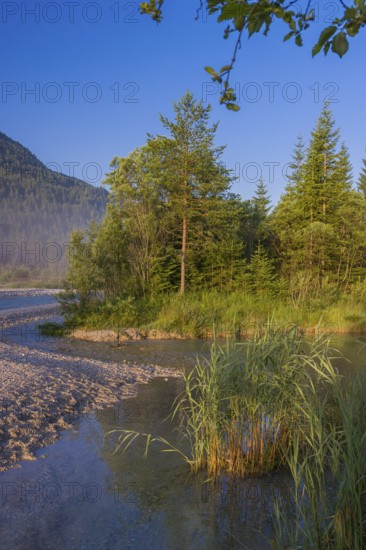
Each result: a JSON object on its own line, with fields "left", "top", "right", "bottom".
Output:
{"left": 59, "top": 288, "right": 366, "bottom": 338}
{"left": 110, "top": 327, "right": 366, "bottom": 549}
{"left": 182, "top": 331, "right": 366, "bottom": 548}
{"left": 60, "top": 93, "right": 366, "bottom": 335}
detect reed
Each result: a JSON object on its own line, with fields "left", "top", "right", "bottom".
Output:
{"left": 107, "top": 325, "right": 365, "bottom": 548}
{"left": 172, "top": 324, "right": 306, "bottom": 476}
{"left": 273, "top": 343, "right": 366, "bottom": 549}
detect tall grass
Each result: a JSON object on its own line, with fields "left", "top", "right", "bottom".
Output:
{"left": 146, "top": 288, "right": 366, "bottom": 335}
{"left": 273, "top": 344, "right": 366, "bottom": 549}
{"left": 177, "top": 329, "right": 365, "bottom": 547}
{"left": 109, "top": 325, "right": 365, "bottom": 548}
{"left": 69, "top": 290, "right": 366, "bottom": 336}
{"left": 173, "top": 325, "right": 306, "bottom": 476}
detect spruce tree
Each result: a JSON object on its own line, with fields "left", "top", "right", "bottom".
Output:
{"left": 248, "top": 245, "right": 276, "bottom": 297}
{"left": 286, "top": 134, "right": 305, "bottom": 191}
{"left": 274, "top": 103, "right": 358, "bottom": 288}
{"left": 253, "top": 178, "right": 272, "bottom": 252}
{"left": 245, "top": 178, "right": 272, "bottom": 260}
{"left": 358, "top": 158, "right": 366, "bottom": 198}
{"left": 253, "top": 177, "right": 271, "bottom": 219}
{"left": 300, "top": 102, "right": 341, "bottom": 224}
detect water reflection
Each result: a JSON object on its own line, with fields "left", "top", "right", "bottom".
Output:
{"left": 0, "top": 321, "right": 365, "bottom": 549}
{"left": 0, "top": 377, "right": 296, "bottom": 549}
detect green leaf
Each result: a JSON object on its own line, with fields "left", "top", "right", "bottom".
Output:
{"left": 226, "top": 103, "right": 240, "bottom": 111}
{"left": 295, "top": 34, "right": 303, "bottom": 47}
{"left": 283, "top": 31, "right": 295, "bottom": 42}
{"left": 233, "top": 13, "right": 245, "bottom": 31}
{"left": 204, "top": 66, "right": 218, "bottom": 77}
{"left": 331, "top": 32, "right": 349, "bottom": 57}
{"left": 346, "top": 22, "right": 360, "bottom": 37}
{"left": 312, "top": 25, "right": 337, "bottom": 57}
{"left": 218, "top": 4, "right": 246, "bottom": 22}
{"left": 289, "top": 19, "right": 296, "bottom": 31}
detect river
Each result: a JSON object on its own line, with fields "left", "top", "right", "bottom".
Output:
{"left": 0, "top": 292, "right": 365, "bottom": 549}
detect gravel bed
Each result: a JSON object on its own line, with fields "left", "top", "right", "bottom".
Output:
{"left": 0, "top": 340, "right": 181, "bottom": 471}
{"left": 0, "top": 303, "right": 61, "bottom": 328}
{"left": 0, "top": 288, "right": 61, "bottom": 298}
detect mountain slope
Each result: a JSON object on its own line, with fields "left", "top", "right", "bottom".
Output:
{"left": 0, "top": 131, "right": 108, "bottom": 266}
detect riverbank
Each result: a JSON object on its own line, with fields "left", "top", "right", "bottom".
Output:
{"left": 61, "top": 290, "right": 366, "bottom": 339}
{"left": 67, "top": 323, "right": 366, "bottom": 343}
{"left": 70, "top": 327, "right": 185, "bottom": 342}
{"left": 0, "top": 341, "right": 180, "bottom": 471}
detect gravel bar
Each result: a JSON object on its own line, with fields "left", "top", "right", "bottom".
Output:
{"left": 0, "top": 303, "right": 61, "bottom": 328}
{"left": 0, "top": 288, "right": 61, "bottom": 298}
{"left": 0, "top": 340, "right": 181, "bottom": 471}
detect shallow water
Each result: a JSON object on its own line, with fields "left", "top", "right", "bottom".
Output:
{"left": 0, "top": 294, "right": 56, "bottom": 311}
{"left": 0, "top": 297, "right": 365, "bottom": 549}
{"left": 0, "top": 377, "right": 292, "bottom": 549}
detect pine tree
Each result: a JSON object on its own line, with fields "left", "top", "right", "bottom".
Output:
{"left": 248, "top": 245, "right": 276, "bottom": 297}
{"left": 253, "top": 177, "right": 271, "bottom": 219}
{"left": 286, "top": 134, "right": 305, "bottom": 191}
{"left": 155, "top": 90, "right": 231, "bottom": 293}
{"left": 274, "top": 103, "right": 358, "bottom": 289}
{"left": 101, "top": 92, "right": 239, "bottom": 296}
{"left": 245, "top": 178, "right": 272, "bottom": 260}
{"left": 358, "top": 157, "right": 366, "bottom": 198}
{"left": 300, "top": 102, "right": 341, "bottom": 225}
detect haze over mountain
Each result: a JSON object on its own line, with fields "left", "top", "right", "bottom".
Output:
{"left": 0, "top": 131, "right": 108, "bottom": 269}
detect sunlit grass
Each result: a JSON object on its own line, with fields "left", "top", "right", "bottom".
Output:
{"left": 60, "top": 288, "right": 366, "bottom": 336}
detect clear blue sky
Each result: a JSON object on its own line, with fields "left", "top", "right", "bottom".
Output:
{"left": 0, "top": 1, "right": 365, "bottom": 203}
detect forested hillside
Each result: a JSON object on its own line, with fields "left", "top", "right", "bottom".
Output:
{"left": 0, "top": 131, "right": 108, "bottom": 279}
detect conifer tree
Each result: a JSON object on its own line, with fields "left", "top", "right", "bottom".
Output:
{"left": 253, "top": 177, "right": 272, "bottom": 252}
{"left": 245, "top": 178, "right": 272, "bottom": 260}
{"left": 358, "top": 157, "right": 366, "bottom": 198}
{"left": 248, "top": 245, "right": 276, "bottom": 297}
{"left": 286, "top": 134, "right": 305, "bottom": 191}
{"left": 153, "top": 91, "right": 231, "bottom": 293}
{"left": 274, "top": 103, "right": 358, "bottom": 288}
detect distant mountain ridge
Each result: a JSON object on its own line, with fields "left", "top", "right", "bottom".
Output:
{"left": 0, "top": 131, "right": 108, "bottom": 265}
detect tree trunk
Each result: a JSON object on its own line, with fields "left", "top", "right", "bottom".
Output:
{"left": 180, "top": 212, "right": 187, "bottom": 293}
{"left": 319, "top": 147, "right": 327, "bottom": 288}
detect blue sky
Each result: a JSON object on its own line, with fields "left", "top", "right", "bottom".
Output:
{"left": 0, "top": 0, "right": 365, "bottom": 203}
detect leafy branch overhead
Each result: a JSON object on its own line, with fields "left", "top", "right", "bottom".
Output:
{"left": 138, "top": 0, "right": 366, "bottom": 109}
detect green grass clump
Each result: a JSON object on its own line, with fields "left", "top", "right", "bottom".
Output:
{"left": 109, "top": 325, "right": 365, "bottom": 548}
{"left": 174, "top": 324, "right": 305, "bottom": 476}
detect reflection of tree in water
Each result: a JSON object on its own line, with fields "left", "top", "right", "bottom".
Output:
{"left": 97, "top": 377, "right": 294, "bottom": 549}
{"left": 55, "top": 338, "right": 212, "bottom": 371}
